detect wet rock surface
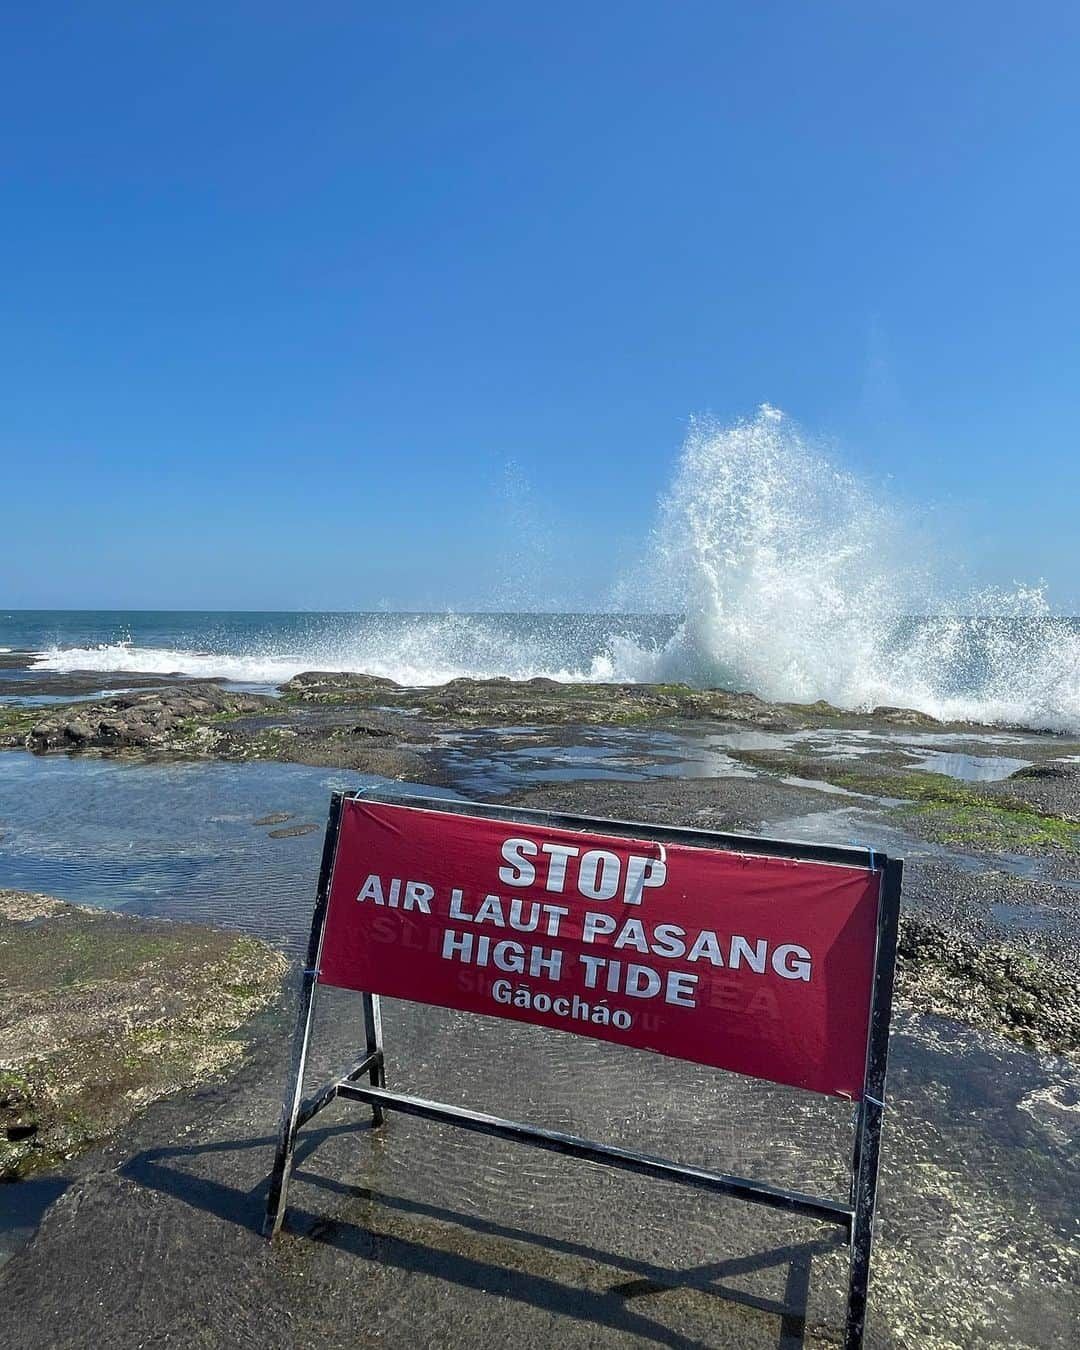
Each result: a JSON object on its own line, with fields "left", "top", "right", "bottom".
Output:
{"left": 279, "top": 671, "right": 971, "bottom": 733}
{"left": 404, "top": 675, "right": 799, "bottom": 727}
{"left": 1, "top": 976, "right": 1076, "bottom": 1348}
{"left": 3, "top": 684, "right": 273, "bottom": 754}
{"left": 0, "top": 891, "right": 286, "bottom": 1180}
{"left": 723, "top": 747, "right": 1080, "bottom": 859}
{"left": 6, "top": 669, "right": 1051, "bottom": 782}
{"left": 1, "top": 679, "right": 443, "bottom": 782}
{"left": 995, "top": 759, "right": 1080, "bottom": 822}
{"left": 507, "top": 773, "right": 856, "bottom": 838}
{"left": 1, "top": 671, "right": 1078, "bottom": 1346}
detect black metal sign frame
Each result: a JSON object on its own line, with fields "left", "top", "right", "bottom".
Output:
{"left": 265, "top": 789, "right": 902, "bottom": 1350}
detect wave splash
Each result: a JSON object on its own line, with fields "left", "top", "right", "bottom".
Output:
{"left": 28, "top": 407, "right": 1080, "bottom": 731}
{"left": 31, "top": 614, "right": 641, "bottom": 688}
{"left": 613, "top": 405, "right": 1080, "bottom": 731}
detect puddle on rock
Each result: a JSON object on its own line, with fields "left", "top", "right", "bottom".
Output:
{"left": 906, "top": 749, "right": 1032, "bottom": 781}
{"left": 989, "top": 901, "right": 1064, "bottom": 931}
{"left": 442, "top": 724, "right": 1053, "bottom": 797}
{"left": 0, "top": 752, "right": 457, "bottom": 950}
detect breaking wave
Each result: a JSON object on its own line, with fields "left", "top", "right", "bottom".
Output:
{"left": 25, "top": 406, "right": 1080, "bottom": 731}
{"left": 34, "top": 643, "right": 326, "bottom": 687}
{"left": 611, "top": 405, "right": 1080, "bottom": 732}
{"left": 29, "top": 614, "right": 651, "bottom": 688}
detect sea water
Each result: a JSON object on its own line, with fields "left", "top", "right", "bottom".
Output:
{"left": 3, "top": 408, "right": 1078, "bottom": 731}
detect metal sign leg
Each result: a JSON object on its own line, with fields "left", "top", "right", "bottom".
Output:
{"left": 362, "top": 992, "right": 386, "bottom": 1127}
{"left": 843, "top": 1096, "right": 885, "bottom": 1349}
{"left": 847, "top": 1101, "right": 880, "bottom": 1344}
{"left": 264, "top": 963, "right": 322, "bottom": 1238}
{"left": 264, "top": 793, "right": 344, "bottom": 1239}
{"left": 843, "top": 858, "right": 901, "bottom": 1347}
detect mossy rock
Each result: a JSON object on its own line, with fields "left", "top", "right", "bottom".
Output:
{"left": 0, "top": 890, "right": 287, "bottom": 1180}
{"left": 897, "top": 917, "right": 1080, "bottom": 1054}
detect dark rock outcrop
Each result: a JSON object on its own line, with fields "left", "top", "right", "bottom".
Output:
{"left": 281, "top": 671, "right": 398, "bottom": 703}
{"left": 24, "top": 684, "right": 272, "bottom": 753}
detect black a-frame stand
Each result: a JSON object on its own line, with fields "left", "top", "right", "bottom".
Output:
{"left": 265, "top": 791, "right": 902, "bottom": 1350}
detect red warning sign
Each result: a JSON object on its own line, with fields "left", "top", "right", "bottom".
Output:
{"left": 318, "top": 799, "right": 882, "bottom": 1098}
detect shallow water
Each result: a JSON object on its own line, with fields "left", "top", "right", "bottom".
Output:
{"left": 437, "top": 723, "right": 1043, "bottom": 798}
{"left": 0, "top": 738, "right": 1070, "bottom": 938}
{"left": 437, "top": 729, "right": 759, "bottom": 795}
{"left": 905, "top": 749, "right": 1031, "bottom": 781}
{"left": 0, "top": 690, "right": 138, "bottom": 708}
{"left": 0, "top": 748, "right": 1077, "bottom": 1343}
{"left": 0, "top": 753, "right": 455, "bottom": 950}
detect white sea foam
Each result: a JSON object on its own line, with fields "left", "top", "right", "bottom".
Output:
{"left": 28, "top": 408, "right": 1080, "bottom": 730}
{"left": 31, "top": 616, "right": 621, "bottom": 688}
{"left": 33, "top": 643, "right": 316, "bottom": 686}
{"left": 613, "top": 407, "right": 1080, "bottom": 732}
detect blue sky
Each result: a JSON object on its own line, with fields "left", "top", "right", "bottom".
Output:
{"left": 2, "top": 3, "right": 1078, "bottom": 610}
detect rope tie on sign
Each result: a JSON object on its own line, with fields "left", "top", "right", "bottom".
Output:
{"left": 303, "top": 967, "right": 322, "bottom": 978}
{"left": 624, "top": 840, "right": 668, "bottom": 906}
{"left": 849, "top": 840, "right": 878, "bottom": 872}
{"left": 851, "top": 1094, "right": 887, "bottom": 1126}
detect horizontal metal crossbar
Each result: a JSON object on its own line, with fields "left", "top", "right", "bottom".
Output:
{"left": 354, "top": 790, "right": 883, "bottom": 871}
{"left": 295, "top": 1049, "right": 382, "bottom": 1128}
{"left": 338, "top": 1085, "right": 855, "bottom": 1232}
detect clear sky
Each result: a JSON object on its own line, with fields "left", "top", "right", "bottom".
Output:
{"left": 2, "top": 3, "right": 1078, "bottom": 610}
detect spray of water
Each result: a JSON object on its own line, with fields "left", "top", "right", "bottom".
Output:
{"left": 613, "top": 406, "right": 1080, "bottom": 730}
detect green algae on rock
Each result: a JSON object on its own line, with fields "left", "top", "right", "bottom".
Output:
{"left": 0, "top": 890, "right": 287, "bottom": 1180}
{"left": 280, "top": 671, "right": 801, "bottom": 727}
{"left": 0, "top": 705, "right": 41, "bottom": 743}
{"left": 896, "top": 917, "right": 1080, "bottom": 1056}
{"left": 729, "top": 748, "right": 1080, "bottom": 855}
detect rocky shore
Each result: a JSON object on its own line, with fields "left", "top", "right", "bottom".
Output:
{"left": 2, "top": 669, "right": 1079, "bottom": 1061}
{"left": 1, "top": 665, "right": 1077, "bottom": 1346}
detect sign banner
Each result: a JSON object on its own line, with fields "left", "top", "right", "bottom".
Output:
{"left": 319, "top": 798, "right": 882, "bottom": 1098}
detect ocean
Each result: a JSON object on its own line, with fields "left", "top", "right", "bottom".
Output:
{"left": 3, "top": 408, "right": 1077, "bottom": 731}
{"left": 1, "top": 606, "right": 1078, "bottom": 733}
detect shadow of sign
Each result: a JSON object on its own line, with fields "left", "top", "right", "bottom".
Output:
{"left": 122, "top": 1127, "right": 839, "bottom": 1349}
